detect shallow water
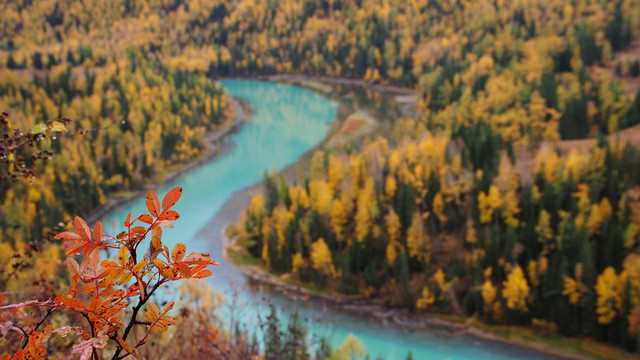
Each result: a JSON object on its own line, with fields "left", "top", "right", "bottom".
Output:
{"left": 101, "top": 79, "right": 553, "bottom": 359}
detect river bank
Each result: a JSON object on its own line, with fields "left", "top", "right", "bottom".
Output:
{"left": 85, "top": 97, "right": 251, "bottom": 224}
{"left": 266, "top": 74, "right": 421, "bottom": 118}
{"left": 224, "top": 229, "right": 639, "bottom": 360}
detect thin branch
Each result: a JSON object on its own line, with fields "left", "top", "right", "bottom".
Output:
{"left": 110, "top": 279, "right": 164, "bottom": 360}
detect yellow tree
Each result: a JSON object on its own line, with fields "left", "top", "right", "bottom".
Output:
{"left": 330, "top": 198, "right": 347, "bottom": 242}
{"left": 309, "top": 180, "right": 333, "bottom": 216}
{"left": 586, "top": 198, "right": 613, "bottom": 236}
{"left": 465, "top": 218, "right": 477, "bottom": 245}
{"left": 330, "top": 334, "right": 366, "bottom": 360}
{"left": 385, "top": 208, "right": 401, "bottom": 244}
{"left": 535, "top": 209, "right": 553, "bottom": 252}
{"left": 432, "top": 192, "right": 448, "bottom": 225}
{"left": 407, "top": 213, "right": 430, "bottom": 261}
{"left": 416, "top": 286, "right": 436, "bottom": 310}
{"left": 311, "top": 238, "right": 336, "bottom": 279}
{"left": 384, "top": 174, "right": 397, "bottom": 198}
{"left": 596, "top": 267, "right": 623, "bottom": 324}
{"left": 355, "top": 178, "right": 377, "bottom": 243}
{"left": 292, "top": 253, "right": 304, "bottom": 274}
{"left": 327, "top": 154, "right": 344, "bottom": 193}
{"left": 482, "top": 279, "right": 497, "bottom": 314}
{"left": 386, "top": 242, "right": 398, "bottom": 266}
{"left": 502, "top": 265, "right": 530, "bottom": 312}
{"left": 273, "top": 205, "right": 293, "bottom": 250}
{"left": 563, "top": 263, "right": 587, "bottom": 305}
{"left": 478, "top": 185, "right": 502, "bottom": 224}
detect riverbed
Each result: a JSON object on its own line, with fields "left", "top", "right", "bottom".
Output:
{"left": 100, "top": 79, "right": 561, "bottom": 360}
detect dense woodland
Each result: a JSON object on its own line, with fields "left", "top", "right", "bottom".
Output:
{"left": 235, "top": 125, "right": 640, "bottom": 350}
{"left": 2, "top": 0, "right": 640, "bottom": 358}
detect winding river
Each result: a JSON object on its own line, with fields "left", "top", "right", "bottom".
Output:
{"left": 101, "top": 79, "right": 555, "bottom": 359}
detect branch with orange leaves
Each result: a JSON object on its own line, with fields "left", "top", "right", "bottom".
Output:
{"left": 0, "top": 186, "right": 218, "bottom": 360}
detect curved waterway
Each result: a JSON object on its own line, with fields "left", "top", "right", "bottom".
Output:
{"left": 101, "top": 79, "right": 554, "bottom": 359}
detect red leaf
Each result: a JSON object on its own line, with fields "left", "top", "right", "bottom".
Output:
{"left": 73, "top": 216, "right": 92, "bottom": 241}
{"left": 93, "top": 221, "right": 103, "bottom": 243}
{"left": 124, "top": 212, "right": 132, "bottom": 227}
{"left": 145, "top": 190, "right": 161, "bottom": 217}
{"left": 138, "top": 214, "right": 153, "bottom": 224}
{"left": 54, "top": 232, "right": 81, "bottom": 241}
{"left": 162, "top": 187, "right": 182, "bottom": 210}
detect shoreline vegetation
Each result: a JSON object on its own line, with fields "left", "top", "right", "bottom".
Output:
{"left": 223, "top": 229, "right": 633, "bottom": 360}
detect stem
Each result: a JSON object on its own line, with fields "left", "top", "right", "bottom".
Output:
{"left": 19, "top": 307, "right": 54, "bottom": 349}
{"left": 110, "top": 279, "right": 164, "bottom": 360}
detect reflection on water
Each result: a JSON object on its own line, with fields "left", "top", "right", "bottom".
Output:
{"left": 100, "top": 79, "right": 554, "bottom": 360}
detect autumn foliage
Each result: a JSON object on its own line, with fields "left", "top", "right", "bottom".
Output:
{"left": 0, "top": 186, "right": 218, "bottom": 360}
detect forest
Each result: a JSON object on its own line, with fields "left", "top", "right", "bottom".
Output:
{"left": 2, "top": 0, "right": 640, "bottom": 359}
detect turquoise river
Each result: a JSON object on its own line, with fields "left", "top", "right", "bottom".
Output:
{"left": 101, "top": 79, "right": 556, "bottom": 360}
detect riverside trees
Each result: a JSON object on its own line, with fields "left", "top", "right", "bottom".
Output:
{"left": 234, "top": 122, "right": 640, "bottom": 351}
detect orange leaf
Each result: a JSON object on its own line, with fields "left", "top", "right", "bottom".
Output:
{"left": 176, "top": 263, "right": 191, "bottom": 278}
{"left": 144, "top": 303, "right": 160, "bottom": 321}
{"left": 99, "top": 288, "right": 116, "bottom": 298}
{"left": 153, "top": 259, "right": 166, "bottom": 269}
{"left": 93, "top": 221, "right": 103, "bottom": 243}
{"left": 100, "top": 259, "right": 118, "bottom": 269}
{"left": 130, "top": 226, "right": 146, "bottom": 238}
{"left": 171, "top": 243, "right": 186, "bottom": 262}
{"left": 162, "top": 301, "right": 175, "bottom": 313}
{"left": 116, "top": 337, "right": 141, "bottom": 359}
{"left": 124, "top": 212, "right": 132, "bottom": 227}
{"left": 82, "top": 282, "right": 97, "bottom": 294}
{"left": 82, "top": 249, "right": 100, "bottom": 274}
{"left": 159, "top": 210, "right": 180, "bottom": 221}
{"left": 12, "top": 349, "right": 25, "bottom": 360}
{"left": 162, "top": 187, "right": 183, "bottom": 210}
{"left": 73, "top": 216, "right": 92, "bottom": 241}
{"left": 132, "top": 260, "right": 148, "bottom": 273}
{"left": 55, "top": 296, "right": 86, "bottom": 311}
{"left": 193, "top": 269, "right": 212, "bottom": 279}
{"left": 118, "top": 247, "right": 130, "bottom": 267}
{"left": 118, "top": 271, "right": 134, "bottom": 285}
{"left": 54, "top": 232, "right": 81, "bottom": 241}
{"left": 145, "top": 190, "right": 161, "bottom": 217}
{"left": 138, "top": 214, "right": 153, "bottom": 224}
{"left": 151, "top": 227, "right": 162, "bottom": 251}
{"left": 66, "top": 258, "right": 80, "bottom": 277}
